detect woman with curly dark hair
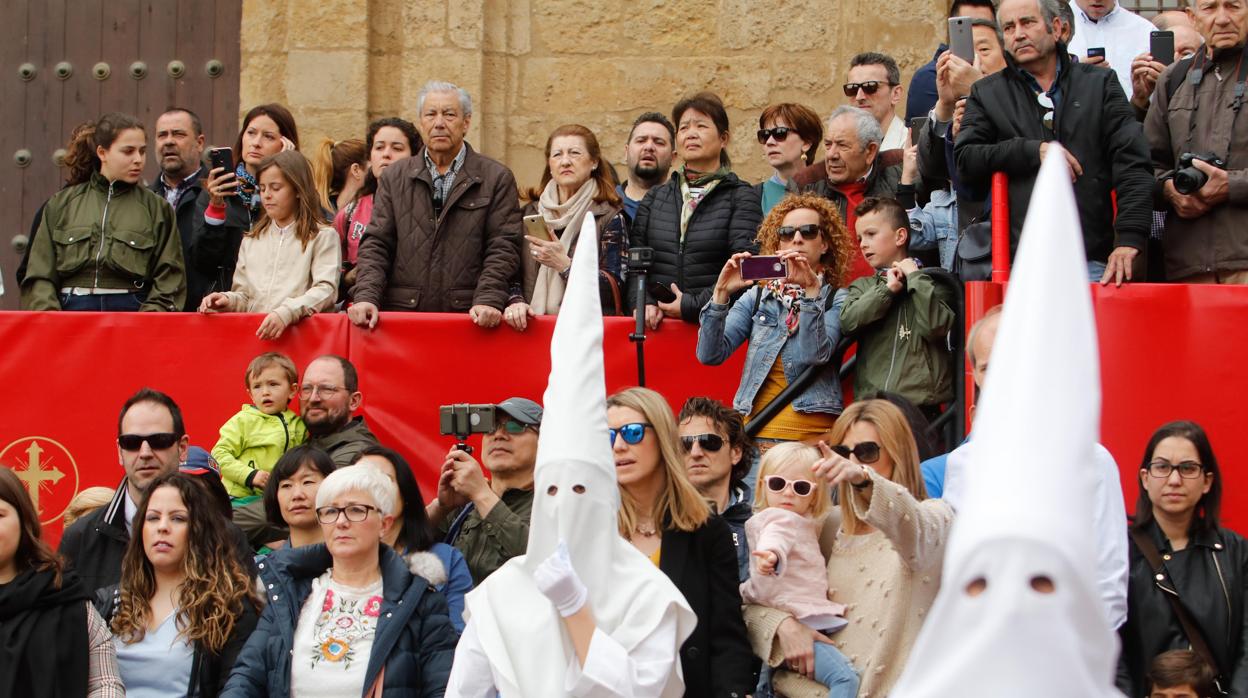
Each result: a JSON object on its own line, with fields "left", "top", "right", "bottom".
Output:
{"left": 97, "top": 471, "right": 260, "bottom": 698}
{"left": 696, "top": 192, "right": 853, "bottom": 456}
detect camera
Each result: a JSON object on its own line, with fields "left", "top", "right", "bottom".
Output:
{"left": 439, "top": 404, "right": 497, "bottom": 453}
{"left": 1174, "top": 152, "right": 1227, "bottom": 196}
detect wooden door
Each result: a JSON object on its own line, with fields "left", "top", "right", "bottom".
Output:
{"left": 0, "top": 0, "right": 241, "bottom": 309}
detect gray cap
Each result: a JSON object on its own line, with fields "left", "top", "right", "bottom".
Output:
{"left": 497, "top": 397, "right": 543, "bottom": 425}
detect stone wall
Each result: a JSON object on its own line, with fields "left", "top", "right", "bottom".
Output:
{"left": 241, "top": 0, "right": 946, "bottom": 187}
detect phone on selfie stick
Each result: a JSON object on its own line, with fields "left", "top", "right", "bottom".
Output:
{"left": 629, "top": 247, "right": 655, "bottom": 386}
{"left": 438, "top": 404, "right": 497, "bottom": 454}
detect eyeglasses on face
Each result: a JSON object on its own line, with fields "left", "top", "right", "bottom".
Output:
{"left": 680, "top": 433, "right": 725, "bottom": 453}
{"left": 757, "top": 126, "right": 794, "bottom": 144}
{"left": 316, "top": 504, "right": 380, "bottom": 524}
{"left": 842, "top": 81, "right": 895, "bottom": 97}
{"left": 492, "top": 419, "right": 536, "bottom": 435}
{"left": 765, "top": 476, "right": 815, "bottom": 497}
{"left": 118, "top": 432, "right": 180, "bottom": 451}
{"left": 609, "top": 422, "right": 652, "bottom": 446}
{"left": 831, "top": 441, "right": 882, "bottom": 464}
{"left": 299, "top": 384, "right": 346, "bottom": 399}
{"left": 1147, "top": 460, "right": 1206, "bottom": 479}
{"left": 778, "top": 224, "right": 822, "bottom": 242}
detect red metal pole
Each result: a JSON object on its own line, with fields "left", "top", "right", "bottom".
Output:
{"left": 991, "top": 172, "right": 1010, "bottom": 283}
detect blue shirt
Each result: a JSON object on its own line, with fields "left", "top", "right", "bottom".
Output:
{"left": 617, "top": 183, "right": 640, "bottom": 221}
{"left": 114, "top": 611, "right": 194, "bottom": 698}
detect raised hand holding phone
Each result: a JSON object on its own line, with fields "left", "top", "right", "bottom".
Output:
{"left": 712, "top": 252, "right": 755, "bottom": 305}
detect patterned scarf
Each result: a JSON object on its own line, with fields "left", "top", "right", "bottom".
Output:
{"left": 762, "top": 274, "right": 823, "bottom": 335}
{"left": 677, "top": 166, "right": 731, "bottom": 242}
{"left": 234, "top": 162, "right": 261, "bottom": 215}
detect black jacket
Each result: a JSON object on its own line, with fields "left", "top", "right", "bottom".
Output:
{"left": 94, "top": 583, "right": 260, "bottom": 698}
{"left": 1117, "top": 520, "right": 1248, "bottom": 697}
{"left": 190, "top": 191, "right": 253, "bottom": 299}
{"left": 804, "top": 162, "right": 902, "bottom": 221}
{"left": 151, "top": 169, "right": 207, "bottom": 310}
{"left": 221, "top": 543, "right": 455, "bottom": 698}
{"left": 660, "top": 515, "right": 756, "bottom": 698}
{"left": 955, "top": 44, "right": 1154, "bottom": 262}
{"left": 631, "top": 172, "right": 761, "bottom": 322}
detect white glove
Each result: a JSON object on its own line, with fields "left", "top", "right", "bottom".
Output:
{"left": 533, "top": 541, "right": 588, "bottom": 617}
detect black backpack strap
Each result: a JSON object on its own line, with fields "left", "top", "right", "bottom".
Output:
{"left": 1166, "top": 55, "right": 1195, "bottom": 102}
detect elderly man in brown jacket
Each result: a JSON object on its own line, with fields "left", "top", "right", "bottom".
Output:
{"left": 1145, "top": 0, "right": 1248, "bottom": 283}
{"left": 349, "top": 81, "right": 522, "bottom": 327}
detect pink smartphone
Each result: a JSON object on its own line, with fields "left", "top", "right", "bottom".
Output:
{"left": 740, "top": 256, "right": 788, "bottom": 281}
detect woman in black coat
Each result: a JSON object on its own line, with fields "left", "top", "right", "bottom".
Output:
{"left": 632, "top": 91, "right": 761, "bottom": 326}
{"left": 1117, "top": 421, "right": 1248, "bottom": 696}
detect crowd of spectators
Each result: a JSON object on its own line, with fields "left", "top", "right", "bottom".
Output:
{"left": 4, "top": 0, "right": 1248, "bottom": 695}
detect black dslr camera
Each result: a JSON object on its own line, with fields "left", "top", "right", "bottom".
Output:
{"left": 1174, "top": 152, "right": 1227, "bottom": 196}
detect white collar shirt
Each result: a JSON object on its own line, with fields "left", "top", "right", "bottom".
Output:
{"left": 1066, "top": 0, "right": 1155, "bottom": 100}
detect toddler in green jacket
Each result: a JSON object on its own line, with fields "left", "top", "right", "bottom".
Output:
{"left": 213, "top": 352, "right": 309, "bottom": 498}
{"left": 840, "top": 197, "right": 955, "bottom": 413}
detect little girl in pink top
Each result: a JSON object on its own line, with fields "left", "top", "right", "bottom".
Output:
{"left": 740, "top": 442, "right": 859, "bottom": 698}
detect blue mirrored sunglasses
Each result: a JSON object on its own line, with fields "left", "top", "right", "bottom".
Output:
{"left": 609, "top": 422, "right": 652, "bottom": 446}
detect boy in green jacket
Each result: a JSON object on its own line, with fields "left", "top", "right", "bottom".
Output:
{"left": 840, "top": 197, "right": 955, "bottom": 414}
{"left": 213, "top": 352, "right": 309, "bottom": 498}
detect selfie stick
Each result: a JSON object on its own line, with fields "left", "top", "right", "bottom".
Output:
{"left": 628, "top": 247, "right": 654, "bottom": 386}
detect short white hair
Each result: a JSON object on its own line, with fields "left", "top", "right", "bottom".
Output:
{"left": 315, "top": 463, "right": 397, "bottom": 517}
{"left": 417, "top": 81, "right": 473, "bottom": 117}
{"left": 827, "top": 105, "right": 883, "bottom": 150}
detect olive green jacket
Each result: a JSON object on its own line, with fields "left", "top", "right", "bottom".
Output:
{"left": 21, "top": 173, "right": 185, "bottom": 311}
{"left": 438, "top": 487, "right": 534, "bottom": 585}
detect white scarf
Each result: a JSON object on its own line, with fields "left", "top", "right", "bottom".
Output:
{"left": 530, "top": 179, "right": 598, "bottom": 315}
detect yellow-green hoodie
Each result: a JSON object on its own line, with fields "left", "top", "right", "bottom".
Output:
{"left": 213, "top": 405, "right": 308, "bottom": 497}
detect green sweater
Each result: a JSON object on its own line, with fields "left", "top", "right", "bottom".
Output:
{"left": 213, "top": 405, "right": 308, "bottom": 497}
{"left": 839, "top": 270, "right": 956, "bottom": 407}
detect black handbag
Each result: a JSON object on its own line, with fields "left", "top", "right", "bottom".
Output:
{"left": 954, "top": 220, "right": 992, "bottom": 282}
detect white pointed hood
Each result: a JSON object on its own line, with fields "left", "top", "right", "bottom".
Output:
{"left": 456, "top": 214, "right": 696, "bottom": 697}
{"left": 891, "top": 146, "right": 1123, "bottom": 697}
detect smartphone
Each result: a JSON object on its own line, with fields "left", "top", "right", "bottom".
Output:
{"left": 522, "top": 213, "right": 554, "bottom": 242}
{"left": 1150, "top": 30, "right": 1175, "bottom": 66}
{"left": 948, "top": 17, "right": 975, "bottom": 63}
{"left": 208, "top": 147, "right": 233, "bottom": 174}
{"left": 647, "top": 280, "right": 677, "bottom": 304}
{"left": 1087, "top": 47, "right": 1107, "bottom": 59}
{"left": 438, "top": 404, "right": 497, "bottom": 437}
{"left": 740, "top": 256, "right": 788, "bottom": 282}
{"left": 909, "top": 116, "right": 927, "bottom": 146}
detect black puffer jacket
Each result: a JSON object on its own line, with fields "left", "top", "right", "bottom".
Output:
{"left": 190, "top": 192, "right": 253, "bottom": 298}
{"left": 631, "top": 171, "right": 761, "bottom": 322}
{"left": 1117, "top": 520, "right": 1248, "bottom": 697}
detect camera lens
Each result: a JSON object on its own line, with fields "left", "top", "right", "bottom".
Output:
{"left": 1174, "top": 166, "right": 1208, "bottom": 196}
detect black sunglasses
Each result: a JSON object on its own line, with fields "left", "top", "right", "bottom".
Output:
{"left": 778, "top": 224, "right": 822, "bottom": 242}
{"left": 756, "top": 126, "right": 794, "bottom": 144}
{"left": 609, "top": 422, "right": 652, "bottom": 446}
{"left": 842, "top": 81, "right": 895, "bottom": 97}
{"left": 493, "top": 419, "right": 536, "bottom": 435}
{"left": 118, "top": 432, "right": 180, "bottom": 451}
{"left": 680, "top": 433, "right": 725, "bottom": 453}
{"left": 765, "top": 476, "right": 815, "bottom": 497}
{"left": 831, "top": 441, "right": 882, "bottom": 464}
{"left": 1037, "top": 93, "right": 1055, "bottom": 131}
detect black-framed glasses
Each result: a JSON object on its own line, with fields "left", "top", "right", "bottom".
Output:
{"left": 831, "top": 442, "right": 882, "bottom": 464}
{"left": 680, "top": 433, "right": 725, "bottom": 453}
{"left": 778, "top": 224, "right": 822, "bottom": 242}
{"left": 492, "top": 419, "right": 537, "bottom": 435}
{"left": 1147, "top": 460, "right": 1206, "bottom": 479}
{"left": 757, "top": 126, "right": 794, "bottom": 144}
{"left": 118, "top": 432, "right": 180, "bottom": 451}
{"left": 843, "top": 81, "right": 895, "bottom": 97}
{"left": 316, "top": 504, "right": 380, "bottom": 524}
{"left": 1037, "top": 93, "right": 1054, "bottom": 131}
{"left": 766, "top": 476, "right": 815, "bottom": 497}
{"left": 299, "top": 384, "right": 346, "bottom": 399}
{"left": 609, "top": 422, "right": 652, "bottom": 446}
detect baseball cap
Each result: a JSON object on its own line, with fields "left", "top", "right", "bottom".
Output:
{"left": 497, "top": 397, "right": 543, "bottom": 426}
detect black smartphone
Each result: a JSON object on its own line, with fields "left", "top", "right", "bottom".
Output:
{"left": 1087, "top": 47, "right": 1107, "bottom": 59}
{"left": 948, "top": 17, "right": 975, "bottom": 63}
{"left": 1151, "top": 30, "right": 1175, "bottom": 66}
{"left": 208, "top": 147, "right": 233, "bottom": 174}
{"left": 740, "top": 256, "right": 788, "bottom": 282}
{"left": 909, "top": 117, "right": 927, "bottom": 146}
{"left": 647, "top": 280, "right": 677, "bottom": 304}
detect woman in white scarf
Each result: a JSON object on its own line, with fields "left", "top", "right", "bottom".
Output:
{"left": 504, "top": 124, "right": 629, "bottom": 330}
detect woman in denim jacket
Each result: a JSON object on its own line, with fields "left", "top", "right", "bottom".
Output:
{"left": 697, "top": 192, "right": 853, "bottom": 467}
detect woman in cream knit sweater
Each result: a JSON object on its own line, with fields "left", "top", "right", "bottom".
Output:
{"left": 744, "top": 399, "right": 954, "bottom": 698}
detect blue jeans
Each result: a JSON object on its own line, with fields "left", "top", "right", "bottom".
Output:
{"left": 1086, "top": 260, "right": 1106, "bottom": 282}
{"left": 59, "top": 291, "right": 144, "bottom": 311}
{"left": 813, "top": 641, "right": 860, "bottom": 698}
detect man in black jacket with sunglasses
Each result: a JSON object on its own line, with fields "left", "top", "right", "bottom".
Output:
{"left": 956, "top": 0, "right": 1154, "bottom": 286}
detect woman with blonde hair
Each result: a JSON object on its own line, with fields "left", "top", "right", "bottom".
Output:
{"left": 309, "top": 137, "right": 367, "bottom": 213}
{"left": 607, "top": 386, "right": 755, "bottom": 697}
{"left": 98, "top": 471, "right": 260, "bottom": 697}
{"left": 745, "top": 399, "right": 954, "bottom": 698}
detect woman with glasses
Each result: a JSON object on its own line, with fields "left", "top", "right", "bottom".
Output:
{"left": 100, "top": 472, "right": 260, "bottom": 698}
{"left": 606, "top": 387, "right": 755, "bottom": 698}
{"left": 745, "top": 399, "right": 954, "bottom": 698}
{"left": 352, "top": 446, "right": 473, "bottom": 633}
{"left": 755, "top": 103, "right": 824, "bottom": 215}
{"left": 697, "top": 193, "right": 853, "bottom": 468}
{"left": 1117, "top": 421, "right": 1248, "bottom": 697}
{"left": 224, "top": 465, "right": 455, "bottom": 697}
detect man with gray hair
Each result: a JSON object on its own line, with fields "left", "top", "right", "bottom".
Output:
{"left": 803, "top": 105, "right": 900, "bottom": 279}
{"left": 350, "top": 80, "right": 521, "bottom": 327}
{"left": 956, "top": 0, "right": 1153, "bottom": 286}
